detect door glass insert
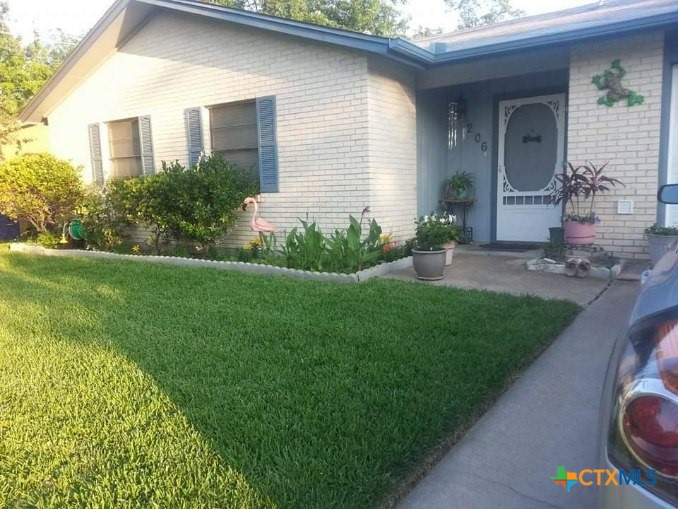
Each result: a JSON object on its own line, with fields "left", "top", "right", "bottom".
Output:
{"left": 504, "top": 103, "right": 557, "bottom": 192}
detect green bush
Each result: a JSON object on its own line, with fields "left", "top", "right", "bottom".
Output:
{"left": 109, "top": 155, "right": 258, "bottom": 254}
{"left": 0, "top": 153, "right": 83, "bottom": 232}
{"left": 107, "top": 176, "right": 169, "bottom": 254}
{"left": 78, "top": 186, "right": 125, "bottom": 251}
{"left": 36, "top": 231, "right": 61, "bottom": 249}
{"left": 160, "top": 157, "right": 259, "bottom": 251}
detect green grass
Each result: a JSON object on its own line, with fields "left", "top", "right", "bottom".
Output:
{"left": 0, "top": 252, "right": 579, "bottom": 508}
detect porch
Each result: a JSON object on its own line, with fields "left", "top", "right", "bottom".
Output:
{"left": 416, "top": 48, "right": 570, "bottom": 246}
{"left": 385, "top": 251, "right": 607, "bottom": 306}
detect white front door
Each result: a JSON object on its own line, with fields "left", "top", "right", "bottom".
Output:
{"left": 666, "top": 65, "right": 678, "bottom": 227}
{"left": 496, "top": 94, "right": 565, "bottom": 242}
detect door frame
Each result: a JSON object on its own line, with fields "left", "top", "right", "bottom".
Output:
{"left": 490, "top": 87, "right": 567, "bottom": 242}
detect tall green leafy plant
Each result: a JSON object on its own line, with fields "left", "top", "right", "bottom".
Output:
{"left": 269, "top": 214, "right": 387, "bottom": 273}
{"left": 550, "top": 162, "right": 624, "bottom": 224}
{"left": 325, "top": 216, "right": 382, "bottom": 273}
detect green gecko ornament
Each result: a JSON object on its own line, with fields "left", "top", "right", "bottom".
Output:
{"left": 592, "top": 59, "right": 645, "bottom": 107}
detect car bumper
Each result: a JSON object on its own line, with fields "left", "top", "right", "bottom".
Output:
{"left": 600, "top": 460, "right": 675, "bottom": 509}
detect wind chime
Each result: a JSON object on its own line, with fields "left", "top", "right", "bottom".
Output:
{"left": 447, "top": 95, "right": 467, "bottom": 149}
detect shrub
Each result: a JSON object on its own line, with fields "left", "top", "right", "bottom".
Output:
{"left": 107, "top": 175, "right": 169, "bottom": 254}
{"left": 0, "top": 153, "right": 83, "bottom": 232}
{"left": 108, "top": 155, "right": 258, "bottom": 254}
{"left": 160, "top": 157, "right": 259, "bottom": 251}
{"left": 36, "top": 231, "right": 61, "bottom": 249}
{"left": 78, "top": 186, "right": 125, "bottom": 251}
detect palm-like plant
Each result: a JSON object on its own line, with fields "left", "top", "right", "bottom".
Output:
{"left": 550, "top": 162, "right": 624, "bottom": 224}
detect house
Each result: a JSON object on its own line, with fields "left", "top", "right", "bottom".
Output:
{"left": 19, "top": 0, "right": 678, "bottom": 258}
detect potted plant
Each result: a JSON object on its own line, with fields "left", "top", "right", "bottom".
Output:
{"left": 412, "top": 213, "right": 460, "bottom": 280}
{"left": 445, "top": 171, "right": 474, "bottom": 200}
{"left": 645, "top": 223, "right": 678, "bottom": 265}
{"left": 550, "top": 162, "right": 623, "bottom": 245}
{"left": 442, "top": 213, "right": 459, "bottom": 266}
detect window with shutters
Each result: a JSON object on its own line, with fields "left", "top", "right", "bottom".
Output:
{"left": 108, "top": 118, "right": 142, "bottom": 178}
{"left": 209, "top": 101, "right": 259, "bottom": 176}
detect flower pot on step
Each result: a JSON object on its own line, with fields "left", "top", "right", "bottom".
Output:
{"left": 646, "top": 233, "right": 678, "bottom": 266}
{"left": 443, "top": 241, "right": 457, "bottom": 266}
{"left": 412, "top": 249, "right": 446, "bottom": 280}
{"left": 564, "top": 220, "right": 596, "bottom": 245}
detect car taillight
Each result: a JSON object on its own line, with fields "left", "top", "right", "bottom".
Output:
{"left": 622, "top": 395, "right": 678, "bottom": 476}
{"left": 606, "top": 310, "right": 678, "bottom": 506}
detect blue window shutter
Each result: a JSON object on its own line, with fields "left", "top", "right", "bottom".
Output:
{"left": 88, "top": 123, "right": 104, "bottom": 185}
{"left": 184, "top": 107, "right": 203, "bottom": 168}
{"left": 138, "top": 115, "right": 155, "bottom": 175}
{"left": 256, "top": 96, "right": 279, "bottom": 193}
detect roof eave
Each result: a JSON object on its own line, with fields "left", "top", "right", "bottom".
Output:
{"left": 431, "top": 10, "right": 678, "bottom": 65}
{"left": 19, "top": 0, "right": 131, "bottom": 123}
{"left": 135, "top": 0, "right": 428, "bottom": 68}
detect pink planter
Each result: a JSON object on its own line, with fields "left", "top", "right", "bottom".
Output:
{"left": 564, "top": 221, "right": 596, "bottom": 245}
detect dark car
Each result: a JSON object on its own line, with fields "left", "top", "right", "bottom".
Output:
{"left": 599, "top": 185, "right": 678, "bottom": 508}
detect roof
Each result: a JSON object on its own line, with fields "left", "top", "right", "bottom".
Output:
{"left": 411, "top": 0, "right": 678, "bottom": 63}
{"left": 20, "top": 0, "right": 678, "bottom": 123}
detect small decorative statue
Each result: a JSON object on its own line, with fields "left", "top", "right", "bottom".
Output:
{"left": 592, "top": 59, "right": 644, "bottom": 107}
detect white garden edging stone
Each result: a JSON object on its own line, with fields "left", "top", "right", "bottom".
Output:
{"left": 8, "top": 243, "right": 412, "bottom": 283}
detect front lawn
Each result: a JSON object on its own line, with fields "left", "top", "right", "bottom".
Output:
{"left": 0, "top": 252, "right": 579, "bottom": 508}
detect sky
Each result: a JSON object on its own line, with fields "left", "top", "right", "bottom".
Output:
{"left": 5, "top": 0, "right": 595, "bottom": 41}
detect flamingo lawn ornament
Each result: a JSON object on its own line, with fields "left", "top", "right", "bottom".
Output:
{"left": 242, "top": 197, "right": 275, "bottom": 234}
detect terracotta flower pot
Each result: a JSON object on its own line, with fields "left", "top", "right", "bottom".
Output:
{"left": 412, "top": 249, "right": 446, "bottom": 280}
{"left": 564, "top": 220, "right": 596, "bottom": 245}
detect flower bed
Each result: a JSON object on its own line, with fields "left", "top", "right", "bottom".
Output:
{"left": 9, "top": 243, "right": 412, "bottom": 283}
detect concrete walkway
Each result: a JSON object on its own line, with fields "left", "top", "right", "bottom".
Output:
{"left": 397, "top": 280, "right": 638, "bottom": 509}
{"left": 385, "top": 254, "right": 608, "bottom": 306}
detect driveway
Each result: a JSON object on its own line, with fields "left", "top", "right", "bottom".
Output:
{"left": 397, "top": 280, "right": 639, "bottom": 509}
{"left": 386, "top": 254, "right": 608, "bottom": 306}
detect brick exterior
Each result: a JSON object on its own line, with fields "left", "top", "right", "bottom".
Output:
{"left": 367, "top": 59, "right": 417, "bottom": 241}
{"left": 568, "top": 32, "right": 665, "bottom": 259}
{"left": 47, "top": 11, "right": 416, "bottom": 248}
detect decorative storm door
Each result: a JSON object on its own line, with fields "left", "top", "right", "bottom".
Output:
{"left": 496, "top": 94, "right": 565, "bottom": 242}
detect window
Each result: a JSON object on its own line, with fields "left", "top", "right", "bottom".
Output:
{"left": 108, "top": 118, "right": 142, "bottom": 178}
{"left": 187, "top": 97, "right": 278, "bottom": 192}
{"left": 209, "top": 101, "right": 259, "bottom": 173}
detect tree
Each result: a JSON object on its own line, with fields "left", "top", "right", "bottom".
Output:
{"left": 0, "top": 154, "right": 84, "bottom": 232}
{"left": 206, "top": 0, "right": 408, "bottom": 37}
{"left": 0, "top": 2, "right": 78, "bottom": 160}
{"left": 446, "top": 0, "right": 524, "bottom": 30}
{"left": 411, "top": 25, "right": 444, "bottom": 39}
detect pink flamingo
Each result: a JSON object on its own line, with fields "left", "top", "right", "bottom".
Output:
{"left": 242, "top": 197, "right": 275, "bottom": 233}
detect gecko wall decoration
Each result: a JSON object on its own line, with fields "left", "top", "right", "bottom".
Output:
{"left": 592, "top": 59, "right": 645, "bottom": 107}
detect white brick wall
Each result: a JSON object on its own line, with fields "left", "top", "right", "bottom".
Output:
{"left": 568, "top": 32, "right": 665, "bottom": 259}
{"left": 367, "top": 59, "right": 417, "bottom": 240}
{"left": 48, "top": 11, "right": 419, "bottom": 249}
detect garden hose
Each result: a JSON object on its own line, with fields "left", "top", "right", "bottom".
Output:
{"left": 60, "top": 219, "right": 85, "bottom": 243}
